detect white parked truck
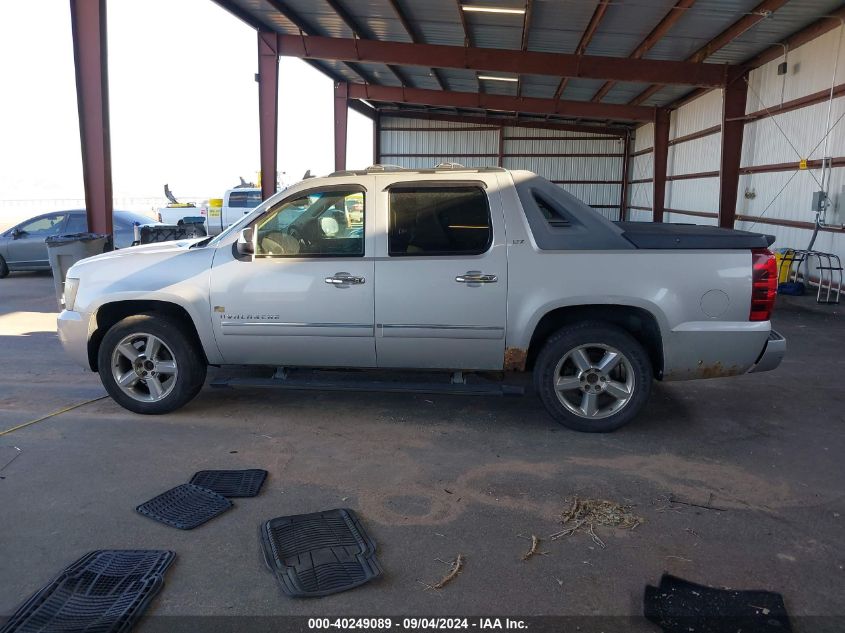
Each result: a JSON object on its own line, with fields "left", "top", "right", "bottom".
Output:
{"left": 57, "top": 166, "right": 785, "bottom": 432}
{"left": 158, "top": 186, "right": 263, "bottom": 235}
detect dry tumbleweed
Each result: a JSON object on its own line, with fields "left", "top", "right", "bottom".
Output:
{"left": 550, "top": 496, "right": 643, "bottom": 548}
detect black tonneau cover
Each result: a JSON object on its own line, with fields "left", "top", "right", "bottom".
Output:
{"left": 616, "top": 222, "right": 775, "bottom": 250}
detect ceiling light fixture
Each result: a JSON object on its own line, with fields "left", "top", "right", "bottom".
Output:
{"left": 478, "top": 75, "right": 519, "bottom": 82}
{"left": 461, "top": 5, "right": 526, "bottom": 15}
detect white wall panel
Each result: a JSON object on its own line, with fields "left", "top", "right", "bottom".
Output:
{"left": 379, "top": 116, "right": 625, "bottom": 218}
{"left": 633, "top": 123, "right": 654, "bottom": 153}
{"left": 736, "top": 23, "right": 845, "bottom": 263}
{"left": 666, "top": 177, "right": 721, "bottom": 213}
{"left": 381, "top": 129, "right": 498, "bottom": 158}
{"left": 671, "top": 89, "right": 723, "bottom": 138}
{"left": 665, "top": 212, "right": 718, "bottom": 226}
{"left": 741, "top": 98, "right": 845, "bottom": 166}
{"left": 747, "top": 25, "right": 845, "bottom": 109}
{"left": 627, "top": 208, "right": 653, "bottom": 222}
{"left": 668, "top": 134, "right": 721, "bottom": 175}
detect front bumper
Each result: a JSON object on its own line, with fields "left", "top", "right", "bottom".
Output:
{"left": 747, "top": 329, "right": 786, "bottom": 374}
{"left": 57, "top": 310, "right": 92, "bottom": 370}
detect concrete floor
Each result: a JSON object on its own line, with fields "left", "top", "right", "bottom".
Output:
{"left": 1, "top": 272, "right": 843, "bottom": 630}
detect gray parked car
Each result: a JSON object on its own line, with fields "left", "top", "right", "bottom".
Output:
{"left": 0, "top": 210, "right": 161, "bottom": 277}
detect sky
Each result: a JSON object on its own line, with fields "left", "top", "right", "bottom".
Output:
{"left": 0, "top": 0, "right": 373, "bottom": 213}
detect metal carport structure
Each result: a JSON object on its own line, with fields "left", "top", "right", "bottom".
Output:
{"left": 69, "top": 0, "right": 845, "bottom": 234}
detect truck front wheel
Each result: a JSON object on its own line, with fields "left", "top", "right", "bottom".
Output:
{"left": 97, "top": 314, "right": 207, "bottom": 414}
{"left": 534, "top": 322, "right": 652, "bottom": 432}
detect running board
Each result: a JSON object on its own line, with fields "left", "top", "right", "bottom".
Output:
{"left": 210, "top": 372, "right": 524, "bottom": 397}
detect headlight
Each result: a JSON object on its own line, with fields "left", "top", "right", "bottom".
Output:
{"left": 63, "top": 277, "right": 80, "bottom": 311}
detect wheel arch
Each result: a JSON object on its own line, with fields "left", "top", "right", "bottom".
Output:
{"left": 521, "top": 304, "right": 665, "bottom": 379}
{"left": 88, "top": 300, "right": 208, "bottom": 371}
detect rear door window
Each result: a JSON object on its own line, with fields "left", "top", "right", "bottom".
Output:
{"left": 388, "top": 186, "right": 491, "bottom": 256}
{"left": 228, "top": 190, "right": 262, "bottom": 208}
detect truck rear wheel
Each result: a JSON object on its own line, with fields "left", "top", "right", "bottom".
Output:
{"left": 534, "top": 322, "right": 652, "bottom": 432}
{"left": 97, "top": 314, "right": 206, "bottom": 414}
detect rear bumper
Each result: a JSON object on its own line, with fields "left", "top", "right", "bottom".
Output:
{"left": 747, "top": 329, "right": 786, "bottom": 374}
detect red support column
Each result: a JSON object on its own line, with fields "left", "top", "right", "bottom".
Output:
{"left": 257, "top": 31, "right": 279, "bottom": 200}
{"left": 334, "top": 82, "right": 349, "bottom": 171}
{"left": 373, "top": 110, "right": 381, "bottom": 164}
{"left": 619, "top": 130, "right": 631, "bottom": 221}
{"left": 652, "top": 107, "right": 670, "bottom": 223}
{"left": 497, "top": 126, "right": 505, "bottom": 167}
{"left": 719, "top": 75, "right": 748, "bottom": 229}
{"left": 70, "top": 0, "right": 113, "bottom": 235}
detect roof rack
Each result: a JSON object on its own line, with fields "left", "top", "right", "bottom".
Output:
{"left": 328, "top": 164, "right": 507, "bottom": 178}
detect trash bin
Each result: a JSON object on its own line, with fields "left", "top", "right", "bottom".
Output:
{"left": 46, "top": 233, "right": 112, "bottom": 309}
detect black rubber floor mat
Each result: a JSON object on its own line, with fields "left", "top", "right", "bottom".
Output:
{"left": 260, "top": 508, "right": 381, "bottom": 597}
{"left": 136, "top": 483, "right": 232, "bottom": 530}
{"left": 644, "top": 574, "right": 792, "bottom": 633}
{"left": 1, "top": 550, "right": 174, "bottom": 633}
{"left": 189, "top": 469, "right": 267, "bottom": 497}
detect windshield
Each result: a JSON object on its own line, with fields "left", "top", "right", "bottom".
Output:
{"left": 205, "top": 204, "right": 265, "bottom": 247}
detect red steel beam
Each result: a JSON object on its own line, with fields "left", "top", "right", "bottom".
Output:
{"left": 652, "top": 108, "right": 670, "bottom": 223}
{"left": 379, "top": 109, "right": 630, "bottom": 136}
{"left": 274, "top": 33, "right": 727, "bottom": 87}
{"left": 345, "top": 83, "right": 655, "bottom": 121}
{"left": 70, "top": 0, "right": 113, "bottom": 235}
{"left": 263, "top": 0, "right": 377, "bottom": 85}
{"left": 592, "top": 0, "right": 696, "bottom": 103}
{"left": 323, "top": 0, "right": 409, "bottom": 87}
{"left": 554, "top": 0, "right": 611, "bottom": 99}
{"left": 718, "top": 75, "right": 748, "bottom": 229}
{"left": 335, "top": 82, "right": 349, "bottom": 171}
{"left": 349, "top": 83, "right": 654, "bottom": 121}
{"left": 373, "top": 111, "right": 381, "bottom": 163}
{"left": 629, "top": 0, "right": 788, "bottom": 105}
{"left": 257, "top": 31, "right": 279, "bottom": 200}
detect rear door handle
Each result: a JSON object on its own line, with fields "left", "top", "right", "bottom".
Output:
{"left": 455, "top": 271, "right": 498, "bottom": 284}
{"left": 325, "top": 272, "right": 366, "bottom": 286}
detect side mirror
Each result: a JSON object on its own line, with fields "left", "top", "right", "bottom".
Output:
{"left": 11, "top": 228, "right": 24, "bottom": 239}
{"left": 236, "top": 227, "right": 254, "bottom": 255}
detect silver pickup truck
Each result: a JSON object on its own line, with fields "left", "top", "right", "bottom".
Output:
{"left": 57, "top": 166, "right": 785, "bottom": 432}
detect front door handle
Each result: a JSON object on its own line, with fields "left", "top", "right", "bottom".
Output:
{"left": 325, "top": 272, "right": 366, "bottom": 286}
{"left": 455, "top": 271, "right": 498, "bottom": 284}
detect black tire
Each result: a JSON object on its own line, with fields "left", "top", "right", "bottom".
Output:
{"left": 97, "top": 313, "right": 206, "bottom": 414}
{"left": 0, "top": 255, "right": 9, "bottom": 279}
{"left": 534, "top": 322, "right": 652, "bottom": 432}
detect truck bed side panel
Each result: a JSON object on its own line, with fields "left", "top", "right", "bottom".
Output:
{"left": 497, "top": 173, "right": 769, "bottom": 380}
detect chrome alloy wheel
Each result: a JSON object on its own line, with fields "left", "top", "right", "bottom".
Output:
{"left": 552, "top": 343, "right": 635, "bottom": 420}
{"left": 110, "top": 332, "right": 178, "bottom": 403}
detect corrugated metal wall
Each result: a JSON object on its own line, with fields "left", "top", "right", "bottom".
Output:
{"left": 737, "top": 25, "right": 845, "bottom": 262}
{"left": 378, "top": 115, "right": 625, "bottom": 220}
{"left": 625, "top": 23, "right": 845, "bottom": 264}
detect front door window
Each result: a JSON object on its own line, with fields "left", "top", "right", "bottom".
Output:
{"left": 255, "top": 190, "right": 365, "bottom": 257}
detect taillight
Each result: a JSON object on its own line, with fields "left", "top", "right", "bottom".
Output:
{"left": 750, "top": 248, "right": 777, "bottom": 321}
